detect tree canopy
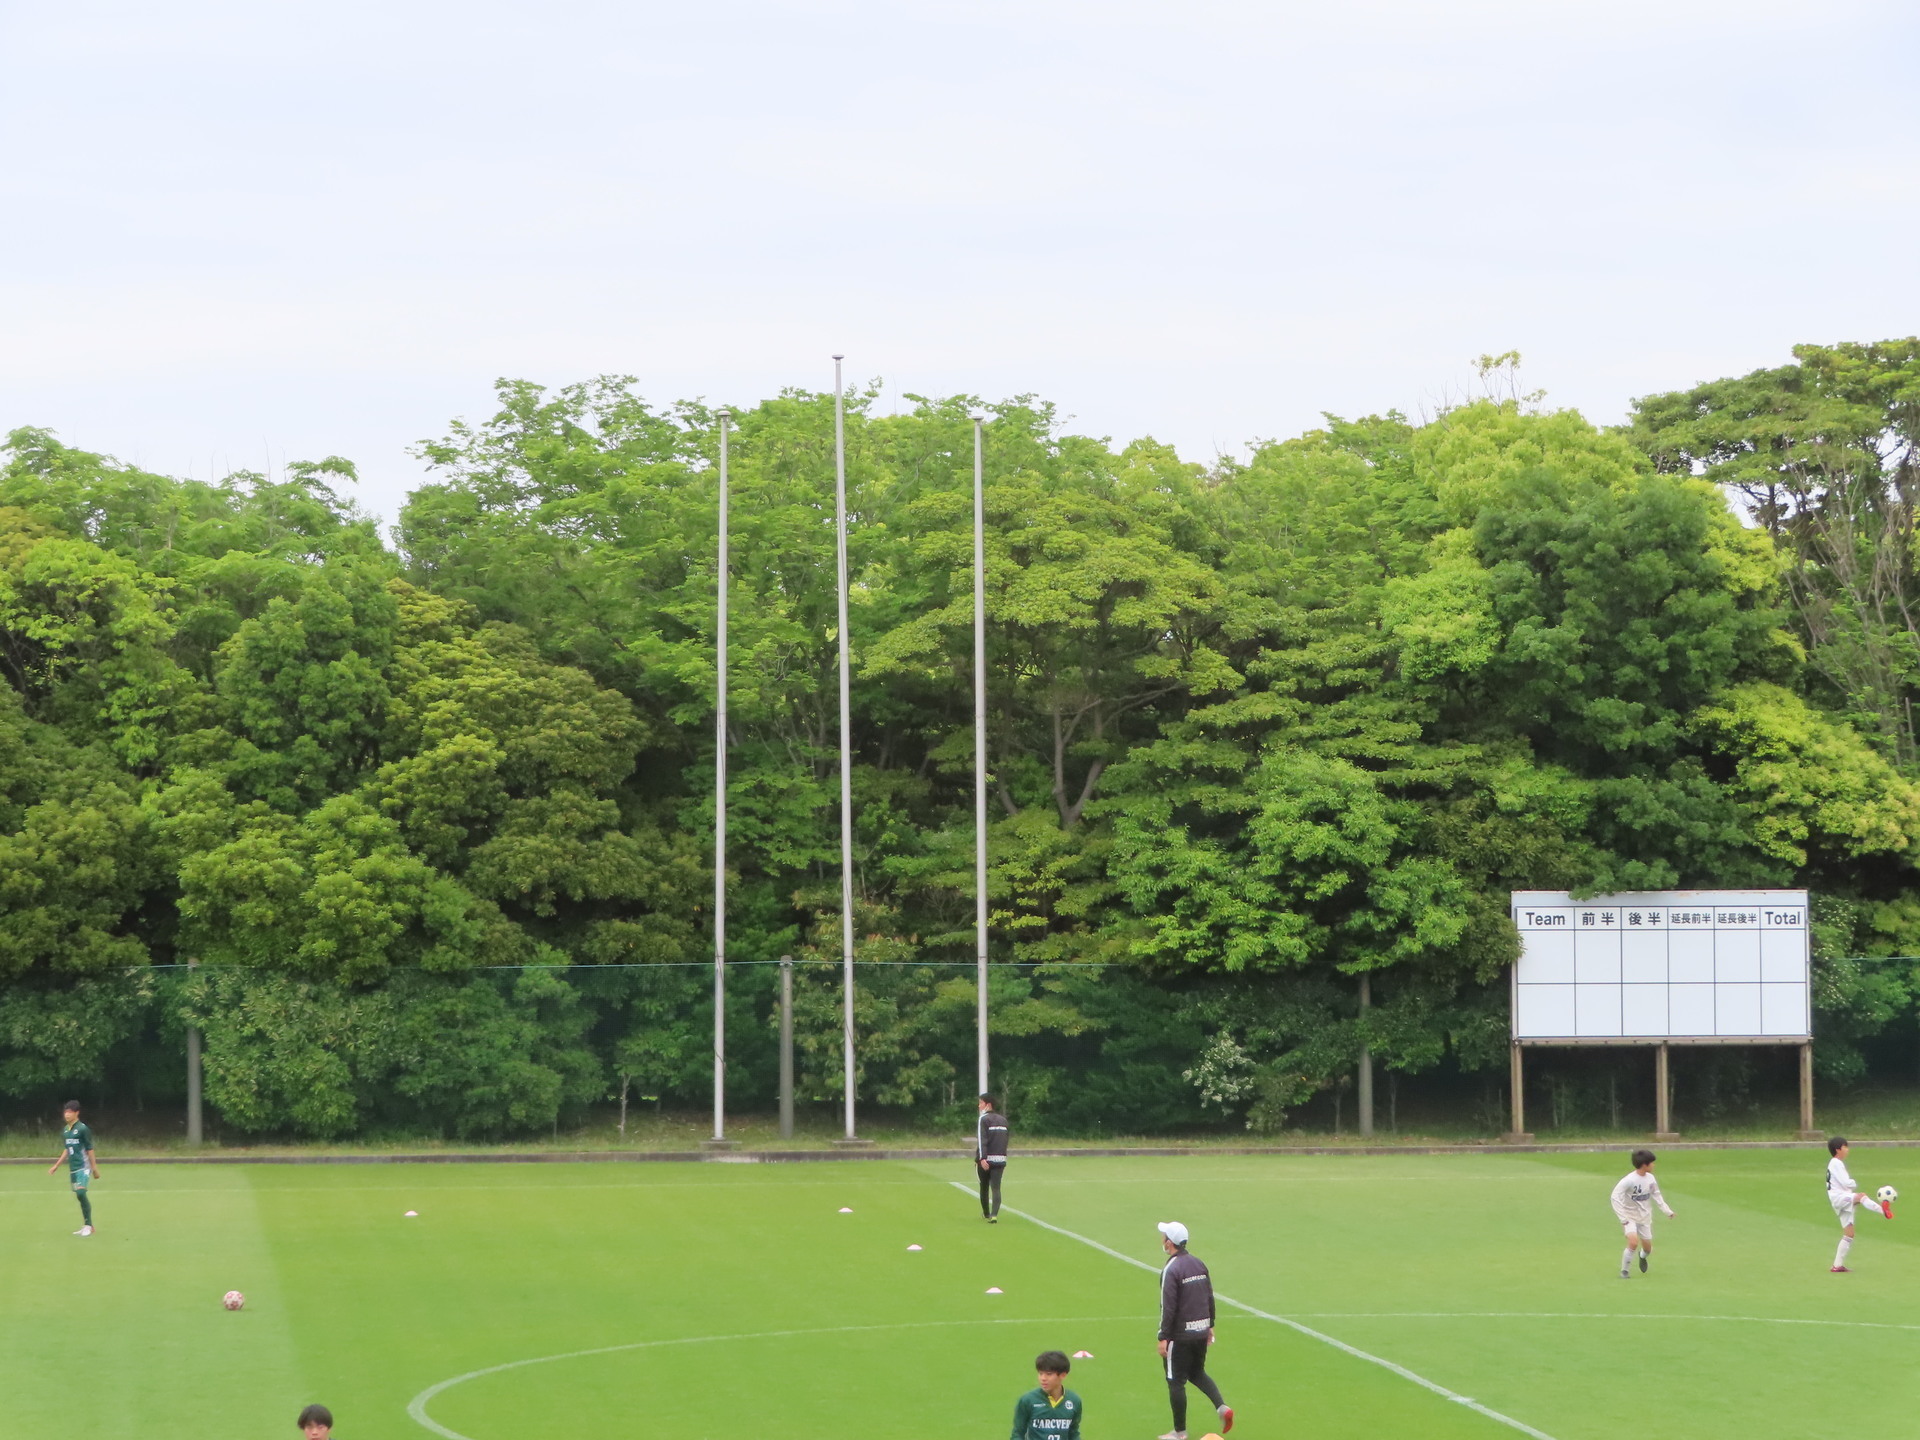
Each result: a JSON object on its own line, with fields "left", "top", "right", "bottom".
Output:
{"left": 5, "top": 345, "right": 1920, "bottom": 1138}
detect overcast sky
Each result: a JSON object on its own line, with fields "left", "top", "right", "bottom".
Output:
{"left": 2, "top": 0, "right": 1915, "bottom": 528}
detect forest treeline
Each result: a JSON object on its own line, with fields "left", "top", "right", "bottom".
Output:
{"left": 3, "top": 342, "right": 1919, "bottom": 1138}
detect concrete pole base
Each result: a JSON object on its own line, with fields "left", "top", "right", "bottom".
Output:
{"left": 1498, "top": 1132, "right": 1535, "bottom": 1144}
{"left": 1650, "top": 1132, "right": 1682, "bottom": 1143}
{"left": 832, "top": 1137, "right": 876, "bottom": 1148}
{"left": 1795, "top": 1129, "right": 1826, "bottom": 1141}
{"left": 700, "top": 1138, "right": 741, "bottom": 1151}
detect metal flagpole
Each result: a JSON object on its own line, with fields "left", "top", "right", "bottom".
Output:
{"left": 834, "top": 356, "right": 860, "bottom": 1142}
{"left": 973, "top": 414, "right": 989, "bottom": 1098}
{"left": 709, "top": 408, "right": 732, "bottom": 1148}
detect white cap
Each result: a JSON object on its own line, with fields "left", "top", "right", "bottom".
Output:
{"left": 1157, "top": 1220, "right": 1189, "bottom": 1246}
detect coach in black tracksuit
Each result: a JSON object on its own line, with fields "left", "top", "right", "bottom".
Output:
{"left": 1156, "top": 1220, "right": 1233, "bottom": 1440}
{"left": 976, "top": 1095, "right": 1008, "bottom": 1220}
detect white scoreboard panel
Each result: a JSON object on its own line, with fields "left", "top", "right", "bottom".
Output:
{"left": 1511, "top": 890, "right": 1810, "bottom": 1042}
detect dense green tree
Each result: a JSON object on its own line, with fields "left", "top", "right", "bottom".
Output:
{"left": 1628, "top": 340, "right": 1920, "bottom": 766}
{"left": 5, "top": 361, "right": 1920, "bottom": 1139}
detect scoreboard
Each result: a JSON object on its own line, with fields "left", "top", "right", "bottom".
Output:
{"left": 1510, "top": 890, "right": 1810, "bottom": 1042}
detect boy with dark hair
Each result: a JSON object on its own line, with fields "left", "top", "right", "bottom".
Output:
{"left": 297, "top": 1403, "right": 334, "bottom": 1437}
{"left": 976, "top": 1094, "right": 1009, "bottom": 1222}
{"left": 1156, "top": 1221, "right": 1233, "bottom": 1440}
{"left": 1610, "top": 1148, "right": 1675, "bottom": 1277}
{"left": 1826, "top": 1136, "right": 1891, "bottom": 1272}
{"left": 46, "top": 1101, "right": 97, "bottom": 1236}
{"left": 1009, "top": 1351, "right": 1081, "bottom": 1440}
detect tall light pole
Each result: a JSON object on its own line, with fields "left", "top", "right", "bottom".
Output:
{"left": 972, "top": 413, "right": 990, "bottom": 1099}
{"left": 833, "top": 356, "right": 860, "bottom": 1142}
{"left": 709, "top": 408, "right": 733, "bottom": 1149}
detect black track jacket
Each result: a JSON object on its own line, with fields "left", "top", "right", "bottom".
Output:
{"left": 1158, "top": 1249, "right": 1215, "bottom": 1341}
{"left": 977, "top": 1110, "right": 1009, "bottom": 1163}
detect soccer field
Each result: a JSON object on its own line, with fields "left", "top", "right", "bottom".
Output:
{"left": 5, "top": 1148, "right": 1920, "bottom": 1439}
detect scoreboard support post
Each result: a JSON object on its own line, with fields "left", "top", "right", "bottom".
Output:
{"left": 1652, "top": 1043, "right": 1678, "bottom": 1142}
{"left": 1503, "top": 1042, "right": 1531, "bottom": 1142}
{"left": 1798, "top": 1042, "right": 1820, "bottom": 1140}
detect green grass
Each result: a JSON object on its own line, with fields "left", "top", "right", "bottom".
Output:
{"left": 18, "top": 1086, "right": 1920, "bottom": 1157}
{"left": 6, "top": 1148, "right": 1920, "bottom": 1438}
{"left": 24, "top": 1067, "right": 1920, "bottom": 1156}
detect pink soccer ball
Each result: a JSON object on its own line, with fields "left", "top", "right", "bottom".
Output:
{"left": 223, "top": 1290, "right": 245, "bottom": 1311}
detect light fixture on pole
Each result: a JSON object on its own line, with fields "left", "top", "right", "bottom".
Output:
{"left": 833, "top": 356, "right": 861, "bottom": 1143}
{"left": 972, "top": 412, "right": 990, "bottom": 1098}
{"left": 707, "top": 407, "right": 734, "bottom": 1151}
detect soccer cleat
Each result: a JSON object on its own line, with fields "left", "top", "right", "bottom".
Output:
{"left": 73, "top": 1226, "right": 92, "bottom": 1236}
{"left": 1884, "top": 1201, "right": 1895, "bottom": 1219}
{"left": 1620, "top": 1268, "right": 1630, "bottom": 1278}
{"left": 1830, "top": 1265, "right": 1851, "bottom": 1273}
{"left": 989, "top": 1215, "right": 998, "bottom": 1224}
{"left": 1218, "top": 1405, "right": 1234, "bottom": 1433}
{"left": 1156, "top": 1432, "right": 1187, "bottom": 1440}
{"left": 1638, "top": 1255, "right": 1648, "bottom": 1273}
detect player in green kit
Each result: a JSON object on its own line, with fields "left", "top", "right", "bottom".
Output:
{"left": 47, "top": 1100, "right": 98, "bottom": 1235}
{"left": 1010, "top": 1351, "right": 1082, "bottom": 1440}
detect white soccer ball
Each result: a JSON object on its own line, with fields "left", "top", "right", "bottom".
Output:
{"left": 1878, "top": 1185, "right": 1898, "bottom": 1203}
{"left": 223, "top": 1290, "right": 245, "bottom": 1311}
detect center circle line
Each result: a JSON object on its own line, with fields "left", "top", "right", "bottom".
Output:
{"left": 406, "top": 1315, "right": 1143, "bottom": 1440}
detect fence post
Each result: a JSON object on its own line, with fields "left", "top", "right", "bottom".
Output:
{"left": 778, "top": 956, "right": 795, "bottom": 1141}
{"left": 1356, "top": 973, "right": 1373, "bottom": 1138}
{"left": 185, "top": 957, "right": 203, "bottom": 1147}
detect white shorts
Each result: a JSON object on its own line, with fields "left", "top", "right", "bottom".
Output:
{"left": 1614, "top": 1210, "right": 1652, "bottom": 1241}
{"left": 1833, "top": 1195, "right": 1858, "bottom": 1228}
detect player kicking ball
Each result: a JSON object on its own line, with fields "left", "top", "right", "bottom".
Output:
{"left": 1825, "top": 1135, "right": 1893, "bottom": 1272}
{"left": 1611, "top": 1148, "right": 1674, "bottom": 1278}
{"left": 46, "top": 1100, "right": 98, "bottom": 1236}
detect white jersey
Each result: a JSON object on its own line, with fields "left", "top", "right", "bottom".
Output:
{"left": 1611, "top": 1170, "right": 1673, "bottom": 1220}
{"left": 1827, "top": 1156, "right": 1859, "bottom": 1199}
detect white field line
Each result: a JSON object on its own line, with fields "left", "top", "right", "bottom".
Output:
{"left": 0, "top": 1177, "right": 951, "bottom": 1198}
{"left": 405, "top": 1315, "right": 1137, "bottom": 1440}
{"left": 1298, "top": 1311, "right": 1920, "bottom": 1332}
{"left": 951, "top": 1183, "right": 1556, "bottom": 1440}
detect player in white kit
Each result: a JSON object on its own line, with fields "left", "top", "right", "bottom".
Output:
{"left": 1611, "top": 1149, "right": 1675, "bottom": 1277}
{"left": 1826, "top": 1135, "right": 1892, "bottom": 1272}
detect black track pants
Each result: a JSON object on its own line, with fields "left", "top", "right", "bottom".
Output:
{"left": 1165, "top": 1334, "right": 1224, "bottom": 1432}
{"left": 977, "top": 1161, "right": 1004, "bottom": 1216}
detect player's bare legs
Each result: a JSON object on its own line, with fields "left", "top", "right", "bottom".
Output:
{"left": 1620, "top": 1226, "right": 1651, "bottom": 1276}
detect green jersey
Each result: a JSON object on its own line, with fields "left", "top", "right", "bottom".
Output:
{"left": 62, "top": 1121, "right": 93, "bottom": 1174}
{"left": 1010, "top": 1386, "right": 1082, "bottom": 1440}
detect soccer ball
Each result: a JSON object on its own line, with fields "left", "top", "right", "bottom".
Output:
{"left": 1878, "top": 1185, "right": 1899, "bottom": 1204}
{"left": 222, "top": 1291, "right": 245, "bottom": 1311}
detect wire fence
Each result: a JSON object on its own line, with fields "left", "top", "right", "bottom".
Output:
{"left": 119, "top": 960, "right": 1122, "bottom": 972}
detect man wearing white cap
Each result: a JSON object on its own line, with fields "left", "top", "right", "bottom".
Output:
{"left": 1156, "top": 1220, "right": 1233, "bottom": 1440}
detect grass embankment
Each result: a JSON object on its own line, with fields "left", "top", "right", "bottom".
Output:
{"left": 5, "top": 1084, "right": 1920, "bottom": 1158}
